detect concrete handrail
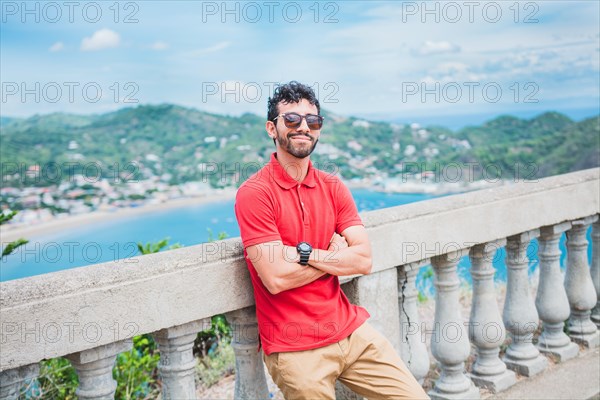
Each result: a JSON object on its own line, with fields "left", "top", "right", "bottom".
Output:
{"left": 1, "top": 168, "right": 599, "bottom": 372}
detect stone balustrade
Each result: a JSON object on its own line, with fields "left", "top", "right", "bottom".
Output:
{"left": 1, "top": 168, "right": 599, "bottom": 399}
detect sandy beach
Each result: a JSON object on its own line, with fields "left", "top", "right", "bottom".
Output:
{"left": 0, "top": 189, "right": 237, "bottom": 243}
{"left": 0, "top": 180, "right": 495, "bottom": 244}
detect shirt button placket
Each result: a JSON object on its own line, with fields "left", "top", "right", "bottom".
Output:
{"left": 297, "top": 184, "right": 308, "bottom": 239}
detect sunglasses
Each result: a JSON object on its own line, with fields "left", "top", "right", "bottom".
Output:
{"left": 273, "top": 112, "right": 324, "bottom": 130}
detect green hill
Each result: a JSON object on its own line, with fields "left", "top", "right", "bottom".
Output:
{"left": 1, "top": 105, "right": 598, "bottom": 187}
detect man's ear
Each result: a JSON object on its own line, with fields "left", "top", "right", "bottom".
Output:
{"left": 265, "top": 120, "right": 277, "bottom": 140}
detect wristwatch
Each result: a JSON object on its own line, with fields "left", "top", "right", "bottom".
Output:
{"left": 296, "top": 242, "right": 313, "bottom": 266}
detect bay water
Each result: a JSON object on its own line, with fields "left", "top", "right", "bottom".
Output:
{"left": 1, "top": 189, "right": 592, "bottom": 295}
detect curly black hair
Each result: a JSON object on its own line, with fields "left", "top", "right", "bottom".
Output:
{"left": 267, "top": 81, "right": 321, "bottom": 121}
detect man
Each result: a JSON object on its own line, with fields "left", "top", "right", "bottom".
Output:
{"left": 235, "top": 81, "right": 428, "bottom": 399}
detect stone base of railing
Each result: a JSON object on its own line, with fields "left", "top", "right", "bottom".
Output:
{"left": 469, "top": 369, "right": 516, "bottom": 394}
{"left": 538, "top": 343, "right": 579, "bottom": 363}
{"left": 502, "top": 353, "right": 548, "bottom": 377}
{"left": 569, "top": 330, "right": 599, "bottom": 348}
{"left": 428, "top": 382, "right": 480, "bottom": 400}
{"left": 537, "top": 338, "right": 579, "bottom": 362}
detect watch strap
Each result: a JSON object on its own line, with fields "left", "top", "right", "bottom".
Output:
{"left": 299, "top": 251, "right": 310, "bottom": 266}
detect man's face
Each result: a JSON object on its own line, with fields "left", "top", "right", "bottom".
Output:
{"left": 268, "top": 99, "right": 320, "bottom": 159}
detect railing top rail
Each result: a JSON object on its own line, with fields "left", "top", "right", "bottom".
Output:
{"left": 362, "top": 167, "right": 599, "bottom": 227}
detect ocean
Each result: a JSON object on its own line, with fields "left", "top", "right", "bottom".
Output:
{"left": 0, "top": 189, "right": 592, "bottom": 293}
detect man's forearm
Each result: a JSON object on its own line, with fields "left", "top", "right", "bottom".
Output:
{"left": 270, "top": 260, "right": 326, "bottom": 294}
{"left": 309, "top": 245, "right": 372, "bottom": 276}
{"left": 247, "top": 241, "right": 327, "bottom": 294}
{"left": 283, "top": 244, "right": 372, "bottom": 276}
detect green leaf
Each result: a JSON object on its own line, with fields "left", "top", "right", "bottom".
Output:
{"left": 2, "top": 238, "right": 28, "bottom": 258}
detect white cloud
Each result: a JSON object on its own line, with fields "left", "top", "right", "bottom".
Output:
{"left": 151, "top": 41, "right": 168, "bottom": 51}
{"left": 49, "top": 42, "right": 64, "bottom": 52}
{"left": 414, "top": 41, "right": 460, "bottom": 56}
{"left": 204, "top": 41, "right": 230, "bottom": 53}
{"left": 183, "top": 41, "right": 231, "bottom": 57}
{"left": 81, "top": 29, "right": 121, "bottom": 51}
{"left": 420, "top": 61, "right": 488, "bottom": 83}
{"left": 432, "top": 62, "right": 469, "bottom": 75}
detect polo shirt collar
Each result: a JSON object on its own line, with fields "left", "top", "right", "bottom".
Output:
{"left": 270, "top": 152, "right": 317, "bottom": 189}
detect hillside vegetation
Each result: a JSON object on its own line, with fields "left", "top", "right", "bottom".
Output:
{"left": 1, "top": 105, "right": 598, "bottom": 187}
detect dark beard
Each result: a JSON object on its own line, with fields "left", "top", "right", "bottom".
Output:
{"left": 276, "top": 130, "right": 319, "bottom": 159}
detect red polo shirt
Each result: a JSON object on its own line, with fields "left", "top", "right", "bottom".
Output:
{"left": 235, "top": 153, "right": 370, "bottom": 355}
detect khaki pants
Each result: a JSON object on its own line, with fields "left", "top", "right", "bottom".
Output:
{"left": 263, "top": 322, "right": 429, "bottom": 400}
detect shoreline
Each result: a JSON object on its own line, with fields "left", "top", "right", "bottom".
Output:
{"left": 0, "top": 190, "right": 237, "bottom": 242}
{"left": 1, "top": 180, "right": 503, "bottom": 243}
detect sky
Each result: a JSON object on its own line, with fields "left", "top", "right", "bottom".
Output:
{"left": 1, "top": 0, "right": 599, "bottom": 126}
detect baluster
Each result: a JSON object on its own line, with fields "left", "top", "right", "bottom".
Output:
{"left": 342, "top": 268, "right": 401, "bottom": 352}
{"left": 468, "top": 240, "right": 516, "bottom": 392}
{"left": 154, "top": 319, "right": 208, "bottom": 400}
{"left": 591, "top": 218, "right": 600, "bottom": 328}
{"left": 503, "top": 230, "right": 548, "bottom": 377}
{"left": 0, "top": 364, "right": 39, "bottom": 400}
{"left": 397, "top": 260, "right": 430, "bottom": 384}
{"left": 429, "top": 250, "right": 480, "bottom": 400}
{"left": 226, "top": 307, "right": 269, "bottom": 400}
{"left": 565, "top": 215, "right": 600, "bottom": 347}
{"left": 66, "top": 340, "right": 132, "bottom": 400}
{"left": 536, "top": 223, "right": 579, "bottom": 361}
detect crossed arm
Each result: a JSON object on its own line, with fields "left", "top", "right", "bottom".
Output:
{"left": 245, "top": 225, "right": 372, "bottom": 295}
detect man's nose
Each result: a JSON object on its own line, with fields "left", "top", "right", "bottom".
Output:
{"left": 297, "top": 117, "right": 310, "bottom": 133}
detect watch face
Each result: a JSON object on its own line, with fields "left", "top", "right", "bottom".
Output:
{"left": 298, "top": 242, "right": 311, "bottom": 252}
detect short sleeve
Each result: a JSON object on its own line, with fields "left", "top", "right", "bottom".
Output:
{"left": 235, "top": 185, "right": 281, "bottom": 248}
{"left": 335, "top": 182, "right": 363, "bottom": 234}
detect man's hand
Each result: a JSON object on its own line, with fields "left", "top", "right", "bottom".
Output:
{"left": 309, "top": 226, "right": 372, "bottom": 276}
